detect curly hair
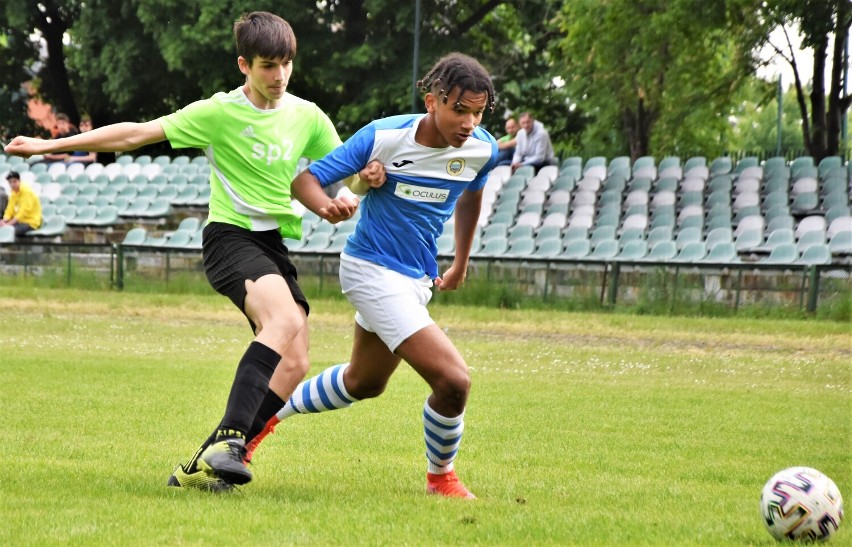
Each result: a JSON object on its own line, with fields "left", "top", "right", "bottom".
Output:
{"left": 417, "top": 53, "right": 496, "bottom": 113}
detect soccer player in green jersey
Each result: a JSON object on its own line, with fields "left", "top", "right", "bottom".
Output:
{"left": 5, "top": 11, "right": 383, "bottom": 491}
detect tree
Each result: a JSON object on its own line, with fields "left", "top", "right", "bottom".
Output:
{"left": 760, "top": 0, "right": 851, "bottom": 161}
{"left": 551, "top": 0, "right": 760, "bottom": 160}
{"left": 726, "top": 76, "right": 806, "bottom": 154}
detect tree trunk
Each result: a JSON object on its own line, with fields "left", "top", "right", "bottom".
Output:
{"left": 808, "top": 35, "right": 829, "bottom": 162}
{"left": 36, "top": 1, "right": 79, "bottom": 125}
{"left": 827, "top": 2, "right": 852, "bottom": 158}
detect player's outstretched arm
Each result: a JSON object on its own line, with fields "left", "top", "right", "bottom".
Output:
{"left": 4, "top": 120, "right": 166, "bottom": 158}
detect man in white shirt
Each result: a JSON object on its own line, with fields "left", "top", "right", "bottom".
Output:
{"left": 511, "top": 112, "right": 557, "bottom": 173}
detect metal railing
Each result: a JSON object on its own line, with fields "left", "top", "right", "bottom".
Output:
{"left": 1, "top": 241, "right": 849, "bottom": 316}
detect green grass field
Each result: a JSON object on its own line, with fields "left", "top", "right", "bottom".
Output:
{"left": 1, "top": 287, "right": 849, "bottom": 546}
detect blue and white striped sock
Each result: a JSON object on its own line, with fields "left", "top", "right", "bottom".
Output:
{"left": 276, "top": 363, "right": 357, "bottom": 420}
{"left": 423, "top": 400, "right": 465, "bottom": 474}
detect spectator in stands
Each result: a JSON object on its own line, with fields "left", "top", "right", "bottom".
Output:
{"left": 66, "top": 116, "right": 97, "bottom": 165}
{"left": 3, "top": 11, "right": 383, "bottom": 493}
{"left": 0, "top": 171, "right": 42, "bottom": 236}
{"left": 42, "top": 113, "right": 80, "bottom": 164}
{"left": 511, "top": 112, "right": 557, "bottom": 173}
{"left": 495, "top": 117, "right": 519, "bottom": 166}
{"left": 245, "top": 52, "right": 498, "bottom": 500}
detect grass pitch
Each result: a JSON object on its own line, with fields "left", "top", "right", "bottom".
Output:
{"left": 0, "top": 287, "right": 849, "bottom": 545}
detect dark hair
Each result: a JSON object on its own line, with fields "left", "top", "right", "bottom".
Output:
{"left": 417, "top": 53, "right": 496, "bottom": 113}
{"left": 234, "top": 12, "right": 297, "bottom": 65}
{"left": 6, "top": 171, "right": 21, "bottom": 181}
{"left": 55, "top": 113, "right": 70, "bottom": 122}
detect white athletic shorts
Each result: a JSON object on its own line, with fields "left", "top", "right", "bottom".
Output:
{"left": 339, "top": 253, "right": 435, "bottom": 352}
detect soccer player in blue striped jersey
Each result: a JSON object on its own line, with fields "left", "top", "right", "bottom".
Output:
{"left": 246, "top": 53, "right": 498, "bottom": 499}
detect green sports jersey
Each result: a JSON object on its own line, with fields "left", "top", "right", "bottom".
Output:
{"left": 160, "top": 87, "right": 342, "bottom": 239}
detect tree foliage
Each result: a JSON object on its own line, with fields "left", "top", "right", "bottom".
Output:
{"left": 551, "top": 0, "right": 762, "bottom": 160}
{"left": 758, "top": 0, "right": 851, "bottom": 160}
{"left": 0, "top": 0, "right": 846, "bottom": 161}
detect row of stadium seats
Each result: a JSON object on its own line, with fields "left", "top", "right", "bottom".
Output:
{"left": 2, "top": 152, "right": 850, "bottom": 265}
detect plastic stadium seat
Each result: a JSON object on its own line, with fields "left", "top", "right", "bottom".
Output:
{"left": 734, "top": 229, "right": 763, "bottom": 252}
{"left": 559, "top": 239, "right": 591, "bottom": 260}
{"left": 673, "top": 241, "right": 707, "bottom": 262}
{"left": 122, "top": 227, "right": 148, "bottom": 245}
{"left": 533, "top": 238, "right": 562, "bottom": 258}
{"left": 436, "top": 232, "right": 454, "bottom": 255}
{"left": 702, "top": 242, "right": 739, "bottom": 263}
{"left": 120, "top": 198, "right": 152, "bottom": 217}
{"left": 616, "top": 240, "right": 648, "bottom": 261}
{"left": 89, "top": 206, "right": 119, "bottom": 227}
{"left": 705, "top": 227, "right": 733, "bottom": 250}
{"left": 641, "top": 240, "right": 675, "bottom": 262}
{"left": 162, "top": 230, "right": 192, "bottom": 248}
{"left": 760, "top": 243, "right": 799, "bottom": 264}
{"left": 326, "top": 233, "right": 350, "bottom": 253}
{"left": 505, "top": 236, "right": 536, "bottom": 257}
{"left": 795, "top": 215, "right": 827, "bottom": 240}
{"left": 299, "top": 233, "right": 331, "bottom": 252}
{"left": 587, "top": 239, "right": 618, "bottom": 260}
{"left": 791, "top": 192, "right": 819, "bottom": 213}
{"left": 477, "top": 236, "right": 508, "bottom": 256}
{"left": 709, "top": 156, "right": 732, "bottom": 176}
{"left": 796, "top": 229, "right": 827, "bottom": 252}
{"left": 0, "top": 225, "right": 15, "bottom": 243}
{"left": 759, "top": 228, "right": 795, "bottom": 252}
{"left": 765, "top": 215, "right": 794, "bottom": 235}
{"left": 829, "top": 230, "right": 852, "bottom": 254}
{"left": 27, "top": 215, "right": 66, "bottom": 238}
{"left": 674, "top": 226, "right": 702, "bottom": 250}
{"left": 826, "top": 216, "right": 852, "bottom": 239}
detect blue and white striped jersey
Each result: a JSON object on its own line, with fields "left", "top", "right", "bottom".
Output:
{"left": 308, "top": 114, "right": 498, "bottom": 279}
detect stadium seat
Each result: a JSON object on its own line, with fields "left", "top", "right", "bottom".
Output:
{"left": 673, "top": 241, "right": 707, "bottom": 262}
{"left": 559, "top": 239, "right": 591, "bottom": 260}
{"left": 795, "top": 215, "right": 827, "bottom": 240}
{"left": 760, "top": 243, "right": 799, "bottom": 264}
{"left": 505, "top": 236, "right": 536, "bottom": 257}
{"left": 701, "top": 242, "right": 739, "bottom": 263}
{"left": 704, "top": 227, "right": 733, "bottom": 250}
{"left": 826, "top": 216, "right": 852, "bottom": 239}
{"left": 796, "top": 229, "right": 827, "bottom": 252}
{"left": 0, "top": 225, "right": 15, "bottom": 243}
{"left": 477, "top": 236, "right": 508, "bottom": 256}
{"left": 828, "top": 229, "right": 852, "bottom": 254}
{"left": 643, "top": 240, "right": 677, "bottom": 262}
{"left": 616, "top": 239, "right": 648, "bottom": 261}
{"left": 121, "top": 227, "right": 148, "bottom": 246}
{"left": 533, "top": 238, "right": 562, "bottom": 258}
{"left": 709, "top": 156, "right": 732, "bottom": 176}
{"left": 27, "top": 216, "right": 66, "bottom": 238}
{"left": 587, "top": 239, "right": 618, "bottom": 260}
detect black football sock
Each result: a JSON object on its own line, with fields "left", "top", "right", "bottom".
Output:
{"left": 216, "top": 341, "right": 281, "bottom": 442}
{"left": 247, "top": 389, "right": 286, "bottom": 442}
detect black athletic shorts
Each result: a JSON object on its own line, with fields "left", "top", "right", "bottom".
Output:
{"left": 202, "top": 222, "right": 309, "bottom": 330}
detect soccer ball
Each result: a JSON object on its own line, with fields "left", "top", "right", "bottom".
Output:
{"left": 760, "top": 466, "right": 844, "bottom": 541}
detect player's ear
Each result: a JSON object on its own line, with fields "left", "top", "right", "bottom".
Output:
{"left": 424, "top": 93, "right": 437, "bottom": 114}
{"left": 237, "top": 56, "right": 251, "bottom": 76}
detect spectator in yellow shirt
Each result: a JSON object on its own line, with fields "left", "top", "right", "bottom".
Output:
{"left": 1, "top": 171, "right": 42, "bottom": 235}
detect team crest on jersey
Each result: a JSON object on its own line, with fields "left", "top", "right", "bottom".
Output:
{"left": 446, "top": 158, "right": 465, "bottom": 176}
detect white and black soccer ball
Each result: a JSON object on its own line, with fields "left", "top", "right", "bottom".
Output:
{"left": 760, "top": 466, "right": 844, "bottom": 541}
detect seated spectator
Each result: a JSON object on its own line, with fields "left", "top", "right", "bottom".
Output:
{"left": 495, "top": 117, "right": 519, "bottom": 166}
{"left": 42, "top": 113, "right": 80, "bottom": 164}
{"left": 0, "top": 171, "right": 42, "bottom": 236}
{"left": 66, "top": 116, "right": 97, "bottom": 165}
{"left": 511, "top": 112, "right": 557, "bottom": 173}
